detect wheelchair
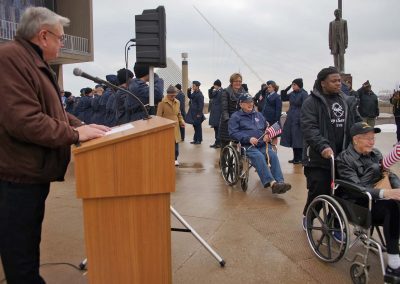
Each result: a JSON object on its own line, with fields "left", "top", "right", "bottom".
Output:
{"left": 304, "top": 156, "right": 399, "bottom": 284}
{"left": 219, "top": 141, "right": 252, "bottom": 192}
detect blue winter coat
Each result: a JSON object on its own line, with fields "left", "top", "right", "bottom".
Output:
{"left": 75, "top": 95, "right": 93, "bottom": 124}
{"left": 91, "top": 88, "right": 112, "bottom": 125}
{"left": 185, "top": 90, "right": 205, "bottom": 126}
{"left": 280, "top": 89, "right": 308, "bottom": 148}
{"left": 262, "top": 92, "right": 282, "bottom": 125}
{"left": 176, "top": 90, "right": 186, "bottom": 118}
{"left": 104, "top": 91, "right": 117, "bottom": 127}
{"left": 127, "top": 74, "right": 164, "bottom": 121}
{"left": 209, "top": 88, "right": 223, "bottom": 127}
{"left": 228, "top": 109, "right": 267, "bottom": 147}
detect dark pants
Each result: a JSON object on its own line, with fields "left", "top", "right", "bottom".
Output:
{"left": 372, "top": 200, "right": 400, "bottom": 254}
{"left": 303, "top": 167, "right": 331, "bottom": 215}
{"left": 180, "top": 126, "right": 185, "bottom": 141}
{"left": 175, "top": 143, "right": 179, "bottom": 160}
{"left": 0, "top": 180, "right": 50, "bottom": 284}
{"left": 193, "top": 123, "right": 203, "bottom": 143}
{"left": 293, "top": 148, "right": 302, "bottom": 162}
{"left": 213, "top": 126, "right": 220, "bottom": 145}
{"left": 395, "top": 116, "right": 400, "bottom": 142}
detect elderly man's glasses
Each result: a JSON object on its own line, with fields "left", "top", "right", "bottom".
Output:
{"left": 46, "top": 30, "right": 65, "bottom": 43}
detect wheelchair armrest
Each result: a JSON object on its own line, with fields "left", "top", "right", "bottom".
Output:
{"left": 335, "top": 179, "right": 372, "bottom": 201}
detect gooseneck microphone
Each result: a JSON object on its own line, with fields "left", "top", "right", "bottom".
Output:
{"left": 73, "top": 68, "right": 150, "bottom": 119}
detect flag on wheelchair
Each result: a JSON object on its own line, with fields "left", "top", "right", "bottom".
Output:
{"left": 266, "top": 122, "right": 282, "bottom": 138}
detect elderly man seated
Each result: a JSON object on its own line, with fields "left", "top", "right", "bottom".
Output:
{"left": 228, "top": 94, "right": 291, "bottom": 194}
{"left": 336, "top": 122, "right": 400, "bottom": 278}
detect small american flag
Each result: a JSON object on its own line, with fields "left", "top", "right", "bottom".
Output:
{"left": 266, "top": 122, "right": 282, "bottom": 138}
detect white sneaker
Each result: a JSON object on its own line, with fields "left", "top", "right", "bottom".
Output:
{"left": 175, "top": 160, "right": 180, "bottom": 166}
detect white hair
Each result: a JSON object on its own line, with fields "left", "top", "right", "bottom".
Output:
{"left": 16, "top": 6, "right": 70, "bottom": 40}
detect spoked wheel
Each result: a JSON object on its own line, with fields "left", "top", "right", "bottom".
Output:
{"left": 305, "top": 195, "right": 350, "bottom": 263}
{"left": 220, "top": 145, "right": 240, "bottom": 185}
{"left": 240, "top": 157, "right": 249, "bottom": 192}
{"left": 350, "top": 263, "right": 369, "bottom": 284}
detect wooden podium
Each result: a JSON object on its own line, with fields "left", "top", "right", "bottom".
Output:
{"left": 72, "top": 117, "right": 176, "bottom": 284}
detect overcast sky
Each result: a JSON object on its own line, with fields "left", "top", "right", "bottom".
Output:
{"left": 63, "top": 0, "right": 400, "bottom": 96}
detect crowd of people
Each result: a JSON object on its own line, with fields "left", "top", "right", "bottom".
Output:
{"left": 2, "top": 6, "right": 400, "bottom": 283}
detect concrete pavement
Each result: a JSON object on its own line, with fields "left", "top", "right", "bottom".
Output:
{"left": 1, "top": 121, "right": 399, "bottom": 284}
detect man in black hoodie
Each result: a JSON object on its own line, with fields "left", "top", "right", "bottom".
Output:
{"left": 300, "top": 66, "right": 361, "bottom": 231}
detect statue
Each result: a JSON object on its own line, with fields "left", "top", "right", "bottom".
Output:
{"left": 329, "top": 9, "right": 348, "bottom": 73}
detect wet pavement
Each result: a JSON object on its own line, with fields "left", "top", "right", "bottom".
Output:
{"left": 1, "top": 121, "right": 399, "bottom": 284}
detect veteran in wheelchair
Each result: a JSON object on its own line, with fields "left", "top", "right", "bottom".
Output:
{"left": 219, "top": 93, "right": 291, "bottom": 194}
{"left": 304, "top": 122, "right": 400, "bottom": 283}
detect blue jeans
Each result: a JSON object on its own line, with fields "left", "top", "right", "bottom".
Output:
{"left": 246, "top": 144, "right": 284, "bottom": 186}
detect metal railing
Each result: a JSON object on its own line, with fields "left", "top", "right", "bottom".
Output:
{"left": 0, "top": 19, "right": 90, "bottom": 55}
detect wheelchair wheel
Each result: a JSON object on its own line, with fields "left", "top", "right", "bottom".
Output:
{"left": 305, "top": 195, "right": 350, "bottom": 263}
{"left": 350, "top": 263, "right": 368, "bottom": 284}
{"left": 240, "top": 157, "right": 249, "bottom": 192}
{"left": 220, "top": 145, "right": 240, "bottom": 185}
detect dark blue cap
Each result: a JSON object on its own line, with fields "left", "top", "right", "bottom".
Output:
{"left": 239, "top": 93, "right": 253, "bottom": 103}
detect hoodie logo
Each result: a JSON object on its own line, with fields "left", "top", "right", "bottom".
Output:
{"left": 255, "top": 117, "right": 260, "bottom": 123}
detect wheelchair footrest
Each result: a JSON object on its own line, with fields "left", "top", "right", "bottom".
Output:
{"left": 384, "top": 274, "right": 400, "bottom": 284}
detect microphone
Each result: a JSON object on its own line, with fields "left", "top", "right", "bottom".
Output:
{"left": 73, "top": 68, "right": 106, "bottom": 85}
{"left": 73, "top": 68, "right": 150, "bottom": 120}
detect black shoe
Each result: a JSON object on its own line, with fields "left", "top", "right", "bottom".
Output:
{"left": 386, "top": 265, "right": 400, "bottom": 277}
{"left": 210, "top": 144, "right": 217, "bottom": 148}
{"left": 288, "top": 159, "right": 294, "bottom": 163}
{"left": 214, "top": 144, "right": 221, "bottom": 148}
{"left": 293, "top": 160, "right": 302, "bottom": 164}
{"left": 190, "top": 141, "right": 197, "bottom": 144}
{"left": 271, "top": 182, "right": 291, "bottom": 194}
{"left": 194, "top": 141, "right": 201, "bottom": 145}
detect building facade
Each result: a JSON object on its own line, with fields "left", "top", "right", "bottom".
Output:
{"left": 0, "top": 0, "right": 93, "bottom": 87}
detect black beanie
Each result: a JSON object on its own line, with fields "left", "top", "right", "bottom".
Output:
{"left": 213, "top": 79, "right": 221, "bottom": 87}
{"left": 292, "top": 78, "right": 303, "bottom": 89}
{"left": 64, "top": 91, "right": 72, "bottom": 98}
{"left": 134, "top": 63, "right": 149, "bottom": 79}
{"left": 175, "top": 83, "right": 182, "bottom": 90}
{"left": 117, "top": 68, "right": 134, "bottom": 85}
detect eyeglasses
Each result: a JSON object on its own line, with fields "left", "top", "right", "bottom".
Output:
{"left": 46, "top": 30, "right": 65, "bottom": 43}
{"left": 232, "top": 80, "right": 242, "bottom": 83}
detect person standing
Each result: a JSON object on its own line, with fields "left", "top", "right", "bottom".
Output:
{"left": 186, "top": 81, "right": 205, "bottom": 144}
{"left": 280, "top": 78, "right": 308, "bottom": 164}
{"left": 329, "top": 9, "right": 348, "bottom": 73}
{"left": 219, "top": 73, "right": 246, "bottom": 149}
{"left": 262, "top": 81, "right": 282, "bottom": 126}
{"left": 357, "top": 80, "right": 379, "bottom": 127}
{"left": 175, "top": 84, "right": 186, "bottom": 141}
{"left": 253, "top": 83, "right": 267, "bottom": 112}
{"left": 0, "top": 7, "right": 109, "bottom": 283}
{"left": 157, "top": 85, "right": 185, "bottom": 166}
{"left": 390, "top": 90, "right": 400, "bottom": 143}
{"left": 300, "top": 66, "right": 361, "bottom": 230}
{"left": 209, "top": 79, "right": 223, "bottom": 148}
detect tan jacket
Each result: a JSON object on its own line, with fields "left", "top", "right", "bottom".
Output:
{"left": 157, "top": 97, "right": 184, "bottom": 143}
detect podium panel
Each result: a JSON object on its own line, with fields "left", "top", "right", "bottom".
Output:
{"left": 73, "top": 117, "right": 176, "bottom": 284}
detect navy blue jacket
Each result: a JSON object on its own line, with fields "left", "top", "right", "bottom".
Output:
{"left": 91, "top": 88, "right": 112, "bottom": 125}
{"left": 280, "top": 89, "right": 308, "bottom": 148}
{"left": 262, "top": 92, "right": 282, "bottom": 125}
{"left": 208, "top": 87, "right": 223, "bottom": 127}
{"left": 228, "top": 109, "right": 267, "bottom": 147}
{"left": 176, "top": 90, "right": 186, "bottom": 118}
{"left": 75, "top": 95, "right": 93, "bottom": 124}
{"left": 127, "top": 74, "right": 164, "bottom": 121}
{"left": 185, "top": 90, "right": 205, "bottom": 125}
{"left": 104, "top": 91, "right": 117, "bottom": 127}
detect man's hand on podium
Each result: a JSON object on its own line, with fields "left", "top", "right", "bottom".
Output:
{"left": 76, "top": 124, "right": 111, "bottom": 142}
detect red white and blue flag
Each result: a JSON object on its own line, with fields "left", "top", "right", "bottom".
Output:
{"left": 266, "top": 122, "right": 282, "bottom": 138}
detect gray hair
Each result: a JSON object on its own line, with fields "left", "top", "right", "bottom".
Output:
{"left": 16, "top": 6, "right": 70, "bottom": 40}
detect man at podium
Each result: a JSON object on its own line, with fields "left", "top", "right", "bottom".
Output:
{"left": 0, "top": 7, "right": 109, "bottom": 283}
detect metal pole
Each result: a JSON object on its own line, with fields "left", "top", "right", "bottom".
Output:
{"left": 182, "top": 53, "right": 189, "bottom": 110}
{"left": 149, "top": 66, "right": 154, "bottom": 107}
{"left": 170, "top": 206, "right": 225, "bottom": 267}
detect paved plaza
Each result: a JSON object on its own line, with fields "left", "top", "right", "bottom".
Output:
{"left": 1, "top": 121, "right": 399, "bottom": 284}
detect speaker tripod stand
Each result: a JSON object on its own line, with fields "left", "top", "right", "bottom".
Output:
{"left": 79, "top": 206, "right": 225, "bottom": 270}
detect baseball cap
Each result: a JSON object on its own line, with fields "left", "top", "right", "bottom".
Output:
{"left": 350, "top": 122, "right": 381, "bottom": 138}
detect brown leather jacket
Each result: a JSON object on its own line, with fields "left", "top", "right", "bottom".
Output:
{"left": 0, "top": 37, "right": 81, "bottom": 183}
